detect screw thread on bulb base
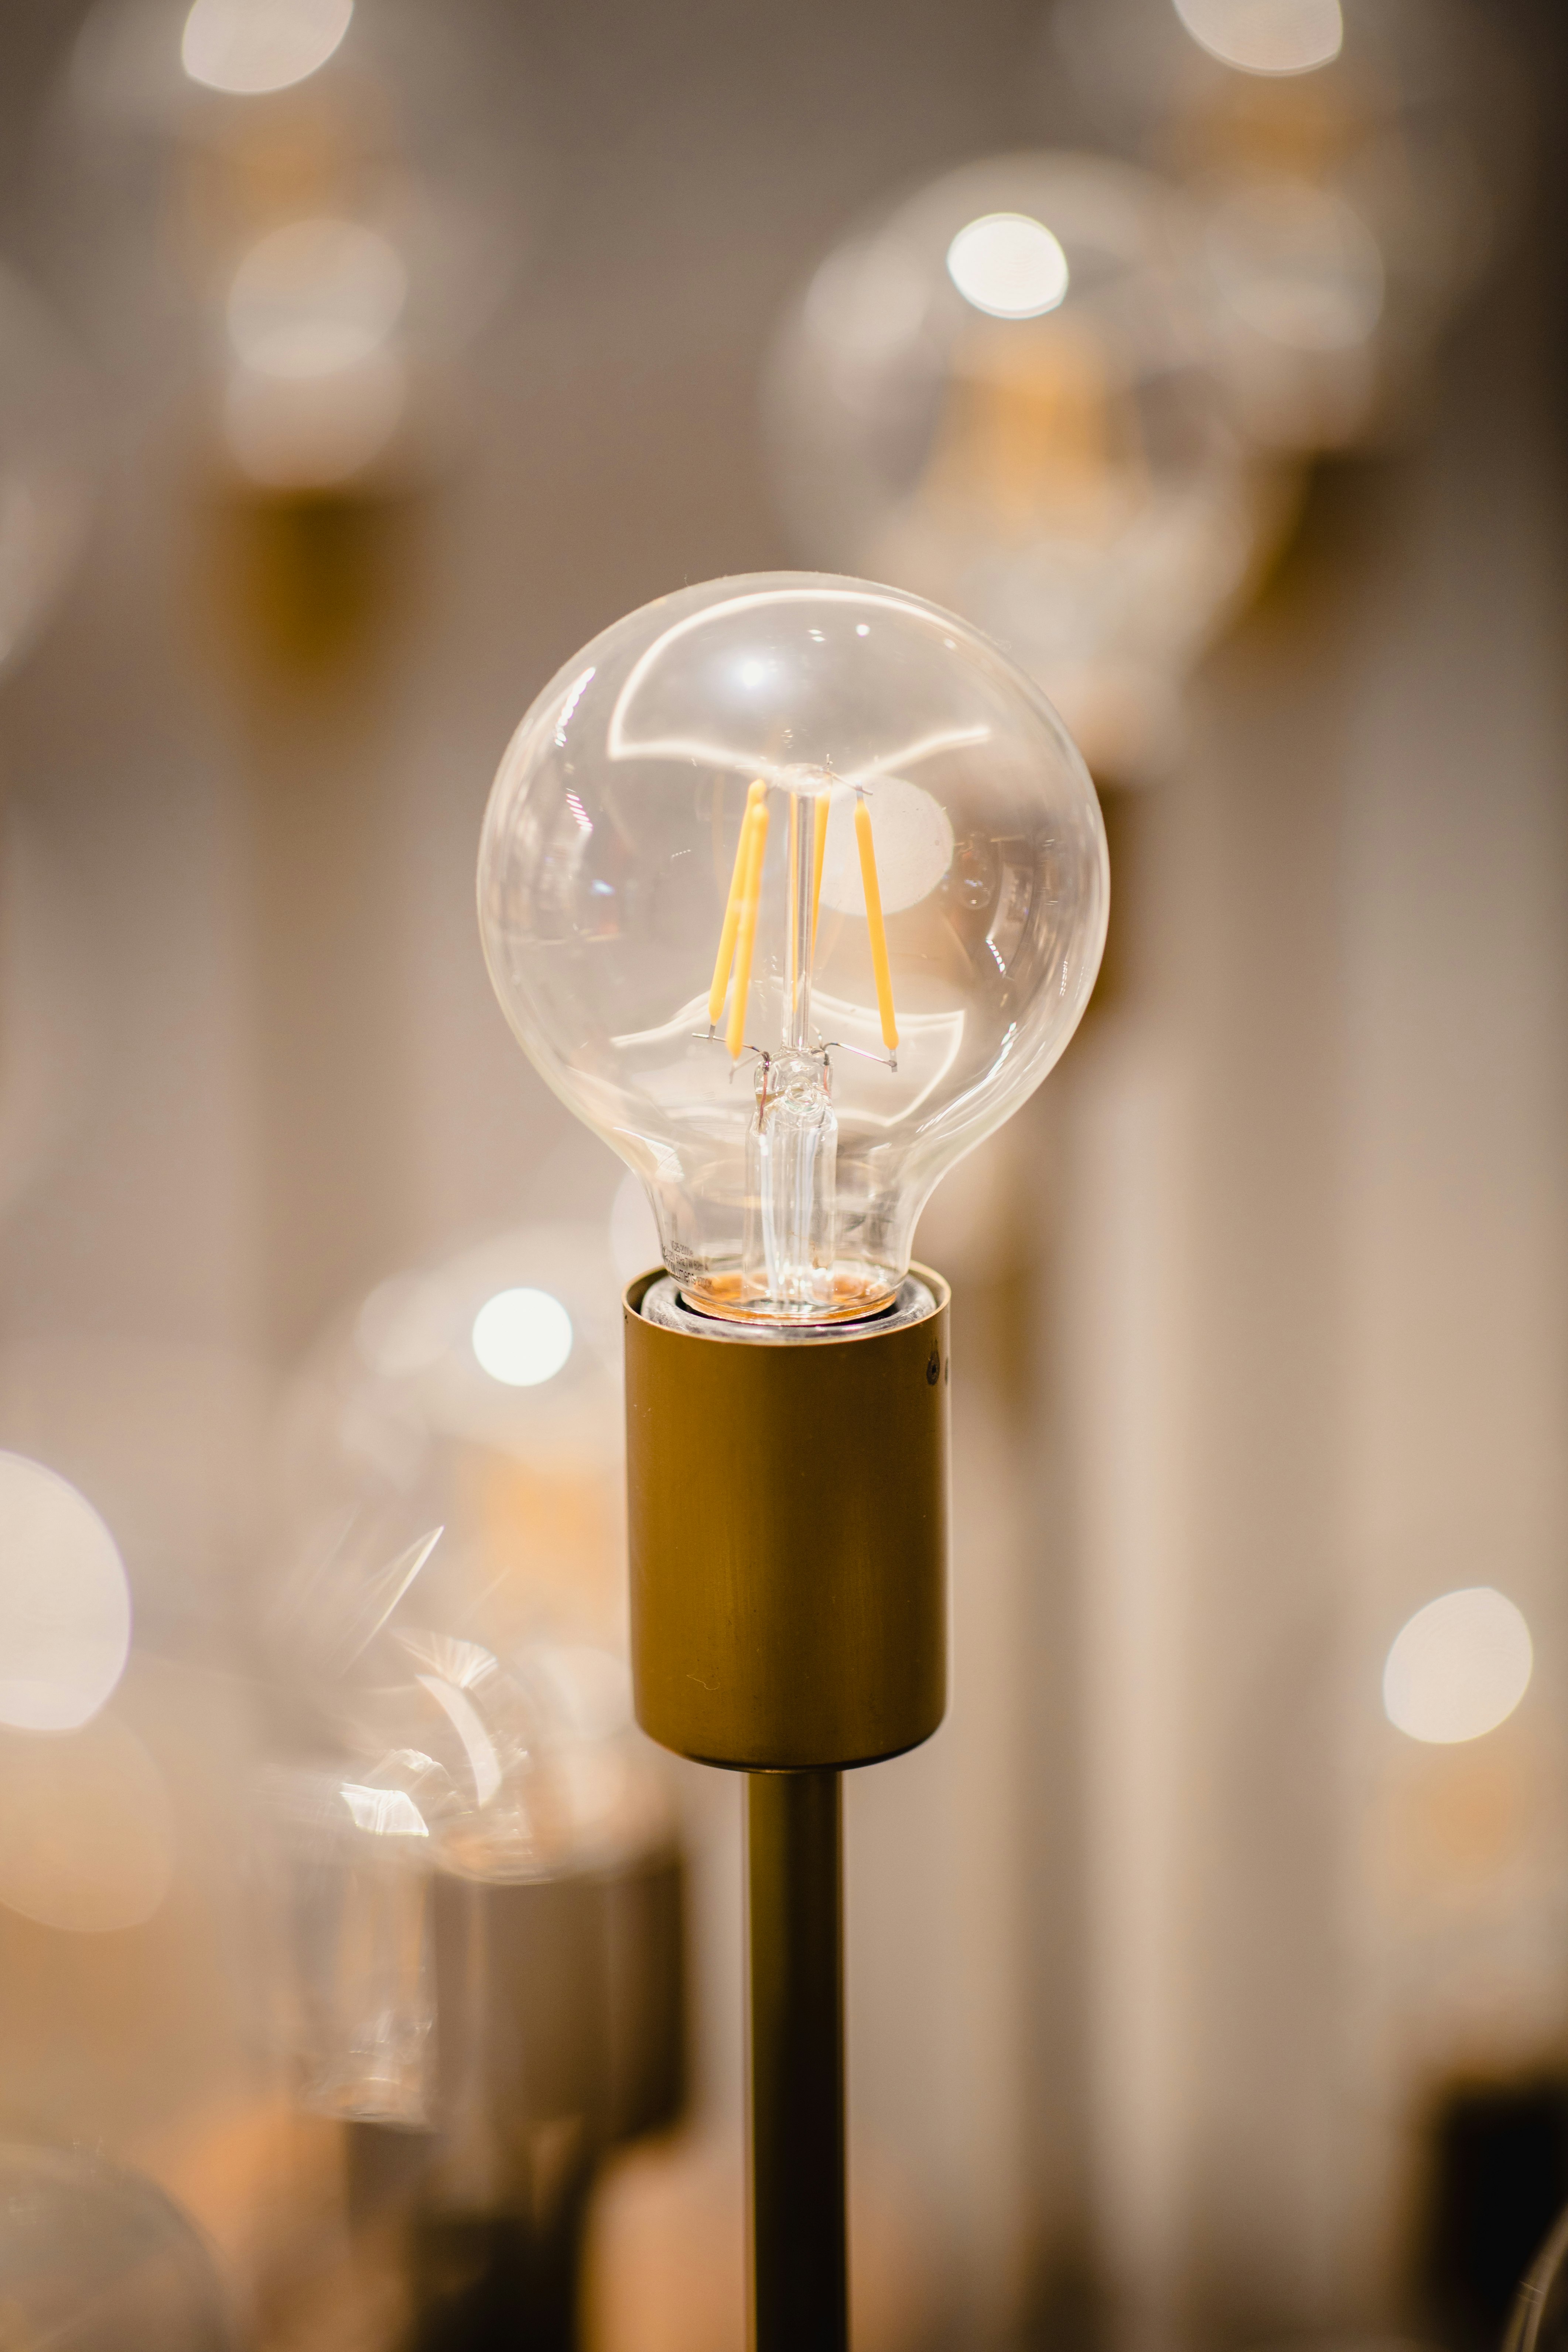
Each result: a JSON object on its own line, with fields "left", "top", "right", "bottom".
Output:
{"left": 622, "top": 1267, "right": 949, "bottom": 1771}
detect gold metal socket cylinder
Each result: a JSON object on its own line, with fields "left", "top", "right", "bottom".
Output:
{"left": 623, "top": 1268, "right": 950, "bottom": 1771}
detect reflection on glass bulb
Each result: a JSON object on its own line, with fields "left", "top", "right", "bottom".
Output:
{"left": 1171, "top": 0, "right": 1343, "bottom": 76}
{"left": 471, "top": 1287, "right": 575, "bottom": 1387}
{"left": 1383, "top": 1586, "right": 1533, "bottom": 1745}
{"left": 181, "top": 0, "right": 353, "bottom": 95}
{"left": 947, "top": 213, "right": 1070, "bottom": 319}
{"left": 478, "top": 573, "right": 1108, "bottom": 1324}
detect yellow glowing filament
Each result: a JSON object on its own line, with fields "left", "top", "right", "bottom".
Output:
{"left": 855, "top": 796, "right": 898, "bottom": 1052}
{"left": 708, "top": 779, "right": 767, "bottom": 1028}
{"left": 811, "top": 788, "right": 831, "bottom": 951}
{"left": 727, "top": 791, "right": 770, "bottom": 1059}
{"left": 788, "top": 791, "right": 801, "bottom": 1010}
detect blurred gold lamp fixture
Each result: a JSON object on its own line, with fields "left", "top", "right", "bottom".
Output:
{"left": 476, "top": 572, "right": 1108, "bottom": 2347}
{"left": 764, "top": 154, "right": 1284, "bottom": 781}
{"left": 54, "top": 0, "right": 524, "bottom": 474}
{"left": 1048, "top": 0, "right": 1525, "bottom": 452}
{"left": 263, "top": 1221, "right": 683, "bottom": 2346}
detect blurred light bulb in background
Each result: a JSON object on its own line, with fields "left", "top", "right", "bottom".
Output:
{"left": 1171, "top": 0, "right": 1343, "bottom": 77}
{"left": 1048, "top": 0, "right": 1522, "bottom": 454}
{"left": 181, "top": 0, "right": 354, "bottom": 95}
{"left": 272, "top": 1221, "right": 628, "bottom": 1679}
{"left": 478, "top": 573, "right": 1108, "bottom": 1322}
{"left": 471, "top": 1287, "right": 575, "bottom": 1388}
{"left": 0, "top": 1451, "right": 131, "bottom": 1732}
{"left": 55, "top": 0, "right": 529, "bottom": 485}
{"left": 1383, "top": 1586, "right": 1533, "bottom": 1745}
{"left": 766, "top": 161, "right": 1280, "bottom": 777}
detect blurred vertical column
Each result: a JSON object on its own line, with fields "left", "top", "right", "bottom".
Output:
{"left": 1332, "top": 172, "right": 1568, "bottom": 2323}
{"left": 0, "top": 258, "right": 97, "bottom": 1224}
{"left": 1041, "top": 6, "right": 1538, "bottom": 2344}
{"left": 765, "top": 143, "right": 1288, "bottom": 2349}
{"left": 54, "top": 0, "right": 523, "bottom": 1359}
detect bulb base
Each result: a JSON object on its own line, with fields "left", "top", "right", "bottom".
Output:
{"left": 623, "top": 1267, "right": 950, "bottom": 1771}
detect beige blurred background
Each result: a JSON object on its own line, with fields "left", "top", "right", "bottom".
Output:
{"left": 0, "top": 0, "right": 1565, "bottom": 2347}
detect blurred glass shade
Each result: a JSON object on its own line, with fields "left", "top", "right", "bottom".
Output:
{"left": 263, "top": 1224, "right": 677, "bottom": 2133}
{"left": 0, "top": 264, "right": 94, "bottom": 679}
{"left": 52, "top": 0, "right": 525, "bottom": 474}
{"left": 0, "top": 2144, "right": 240, "bottom": 2350}
{"left": 270, "top": 1221, "right": 627, "bottom": 1683}
{"left": 765, "top": 154, "right": 1282, "bottom": 779}
{"left": 1049, "top": 0, "right": 1524, "bottom": 451}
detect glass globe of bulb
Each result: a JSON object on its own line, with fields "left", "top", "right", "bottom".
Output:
{"left": 478, "top": 571, "right": 1108, "bottom": 1326}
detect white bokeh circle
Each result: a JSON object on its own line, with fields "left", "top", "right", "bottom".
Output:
{"left": 1383, "top": 1585, "right": 1533, "bottom": 1745}
{"left": 0, "top": 1452, "right": 131, "bottom": 1731}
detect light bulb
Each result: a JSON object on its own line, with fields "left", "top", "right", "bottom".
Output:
{"left": 764, "top": 157, "right": 1277, "bottom": 775}
{"left": 1049, "top": 0, "right": 1522, "bottom": 453}
{"left": 477, "top": 571, "right": 1108, "bottom": 1325}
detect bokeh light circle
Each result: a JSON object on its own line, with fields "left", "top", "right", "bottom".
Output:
{"left": 471, "top": 1288, "right": 574, "bottom": 1388}
{"left": 1171, "top": 0, "right": 1343, "bottom": 77}
{"left": 1383, "top": 1586, "right": 1533, "bottom": 1745}
{"left": 181, "top": 0, "right": 353, "bottom": 95}
{"left": 946, "top": 212, "right": 1070, "bottom": 319}
{"left": 0, "top": 1452, "right": 130, "bottom": 1732}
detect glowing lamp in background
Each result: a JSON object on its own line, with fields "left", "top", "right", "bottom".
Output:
{"left": 1383, "top": 1586, "right": 1533, "bottom": 1745}
{"left": 764, "top": 157, "right": 1282, "bottom": 781}
{"left": 477, "top": 572, "right": 1108, "bottom": 1322}
{"left": 1049, "top": 0, "right": 1523, "bottom": 453}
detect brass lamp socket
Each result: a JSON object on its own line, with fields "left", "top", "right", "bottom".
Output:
{"left": 623, "top": 1268, "right": 950, "bottom": 1772}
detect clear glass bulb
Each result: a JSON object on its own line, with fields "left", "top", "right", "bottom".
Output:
{"left": 1048, "top": 0, "right": 1523, "bottom": 452}
{"left": 478, "top": 572, "right": 1109, "bottom": 1325}
{"left": 763, "top": 158, "right": 1278, "bottom": 774}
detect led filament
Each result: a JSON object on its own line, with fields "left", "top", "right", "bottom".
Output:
{"left": 700, "top": 773, "right": 902, "bottom": 1319}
